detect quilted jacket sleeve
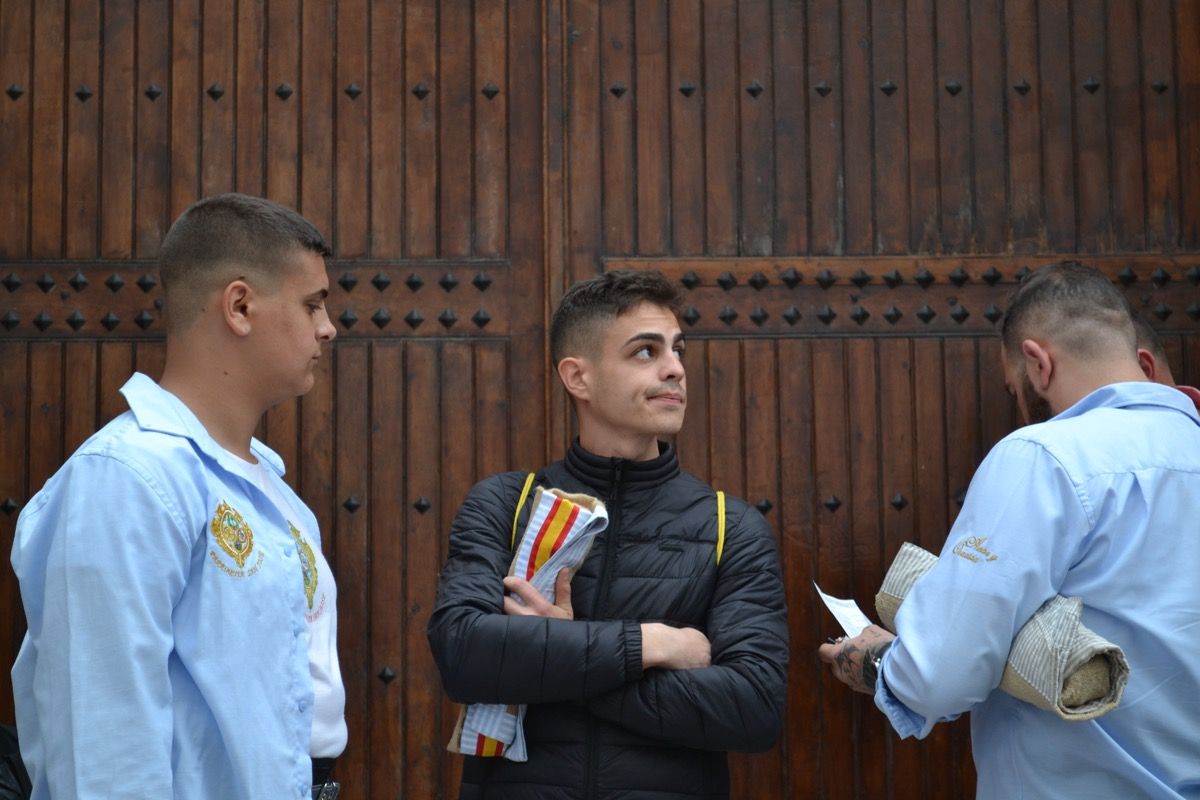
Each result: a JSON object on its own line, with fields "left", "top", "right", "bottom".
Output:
{"left": 426, "top": 473, "right": 644, "bottom": 705}
{"left": 584, "top": 502, "right": 789, "bottom": 752}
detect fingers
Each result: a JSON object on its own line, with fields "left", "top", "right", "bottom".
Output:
{"left": 501, "top": 574, "right": 573, "bottom": 620}
{"left": 553, "top": 568, "right": 573, "bottom": 617}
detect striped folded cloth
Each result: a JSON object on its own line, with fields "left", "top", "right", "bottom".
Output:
{"left": 448, "top": 486, "right": 608, "bottom": 761}
{"left": 875, "top": 542, "right": 1131, "bottom": 721}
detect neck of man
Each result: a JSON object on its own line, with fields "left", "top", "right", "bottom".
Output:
{"left": 577, "top": 422, "right": 661, "bottom": 462}
{"left": 159, "top": 337, "right": 267, "bottom": 461}
{"left": 1048, "top": 357, "right": 1150, "bottom": 415}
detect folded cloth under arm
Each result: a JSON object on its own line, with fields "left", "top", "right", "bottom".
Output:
{"left": 875, "top": 542, "right": 1130, "bottom": 721}
{"left": 448, "top": 486, "right": 608, "bottom": 761}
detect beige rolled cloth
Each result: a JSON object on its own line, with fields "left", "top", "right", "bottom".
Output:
{"left": 875, "top": 542, "right": 1130, "bottom": 721}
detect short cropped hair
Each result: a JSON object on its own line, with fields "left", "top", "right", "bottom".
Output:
{"left": 158, "top": 193, "right": 331, "bottom": 331}
{"left": 1001, "top": 261, "right": 1135, "bottom": 361}
{"left": 550, "top": 270, "right": 683, "bottom": 363}
{"left": 1130, "top": 310, "right": 1168, "bottom": 363}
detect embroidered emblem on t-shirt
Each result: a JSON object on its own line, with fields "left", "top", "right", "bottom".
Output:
{"left": 953, "top": 535, "right": 999, "bottom": 563}
{"left": 289, "top": 522, "right": 319, "bottom": 610}
{"left": 209, "top": 500, "right": 264, "bottom": 577}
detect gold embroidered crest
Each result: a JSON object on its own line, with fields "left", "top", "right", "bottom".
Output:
{"left": 953, "top": 535, "right": 999, "bottom": 563}
{"left": 211, "top": 501, "right": 254, "bottom": 568}
{"left": 290, "top": 522, "right": 319, "bottom": 610}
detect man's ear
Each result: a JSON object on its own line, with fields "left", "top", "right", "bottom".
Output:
{"left": 1136, "top": 348, "right": 1159, "bottom": 381}
{"left": 1020, "top": 338, "right": 1053, "bottom": 391}
{"left": 557, "top": 356, "right": 591, "bottom": 403}
{"left": 221, "top": 280, "right": 254, "bottom": 337}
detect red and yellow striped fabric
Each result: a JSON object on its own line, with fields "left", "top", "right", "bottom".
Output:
{"left": 524, "top": 496, "right": 581, "bottom": 580}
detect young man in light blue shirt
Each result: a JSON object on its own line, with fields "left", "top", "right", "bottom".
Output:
{"left": 820, "top": 262, "right": 1200, "bottom": 799}
{"left": 11, "top": 193, "right": 347, "bottom": 799}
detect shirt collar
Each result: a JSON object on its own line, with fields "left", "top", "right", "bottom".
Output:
{"left": 1054, "top": 380, "right": 1200, "bottom": 426}
{"left": 564, "top": 438, "right": 680, "bottom": 495}
{"left": 120, "top": 372, "right": 286, "bottom": 476}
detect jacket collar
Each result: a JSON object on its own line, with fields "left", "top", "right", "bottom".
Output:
{"left": 120, "top": 372, "right": 287, "bottom": 476}
{"left": 564, "top": 438, "right": 680, "bottom": 495}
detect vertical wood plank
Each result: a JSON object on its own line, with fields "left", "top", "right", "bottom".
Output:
{"left": 474, "top": 342, "right": 510, "bottom": 479}
{"left": 30, "top": 0, "right": 65, "bottom": 257}
{"left": 299, "top": 354, "right": 335, "bottom": 571}
{"left": 808, "top": 0, "right": 843, "bottom": 254}
{"left": 506, "top": 0, "right": 547, "bottom": 470}
{"left": 906, "top": 0, "right": 939, "bottom": 252}
{"left": 771, "top": 0, "right": 807, "bottom": 254}
{"left": 403, "top": 0, "right": 437, "bottom": 257}
{"left": 0, "top": 341, "right": 30, "bottom": 722}
{"left": 777, "top": 339, "right": 817, "bottom": 799}
{"left": 62, "top": 342, "right": 98, "bottom": 455}
{"left": 1005, "top": 0, "right": 1044, "bottom": 253}
{"left": 263, "top": 399, "right": 300, "bottom": 492}
{"left": 969, "top": 0, "right": 1007, "bottom": 253}
{"left": 706, "top": 340, "right": 742, "bottom": 495}
{"left": 703, "top": 0, "right": 738, "bottom": 255}
{"left": 841, "top": 0, "right": 872, "bottom": 255}
{"left": 873, "top": 0, "right": 908, "bottom": 254}
{"left": 97, "top": 342, "right": 134, "bottom": 425}
{"left": 28, "top": 343, "right": 64, "bottom": 491}
{"left": 100, "top": 0, "right": 136, "bottom": 258}
{"left": 1038, "top": 1, "right": 1076, "bottom": 251}
{"left": 368, "top": 342, "right": 405, "bottom": 794}
{"left": 134, "top": 0, "right": 171, "bottom": 256}
{"left": 600, "top": 0, "right": 635, "bottom": 255}
{"left": 334, "top": 343, "right": 370, "bottom": 795}
{"left": 474, "top": 0, "right": 507, "bottom": 257}
{"left": 566, "top": 0, "right": 602, "bottom": 282}
{"left": 170, "top": 0, "right": 202, "bottom": 217}
{"left": 403, "top": 341, "right": 442, "bottom": 799}
{"left": 0, "top": 0, "right": 31, "bottom": 259}
{"left": 668, "top": 0, "right": 704, "bottom": 255}
{"left": 368, "top": 0, "right": 403, "bottom": 257}
{"left": 234, "top": 0, "right": 265, "bottom": 196}
{"left": 1142, "top": 0, "right": 1180, "bottom": 249}
{"left": 66, "top": 0, "right": 101, "bottom": 257}
{"left": 1178, "top": 0, "right": 1200, "bottom": 248}
{"left": 1107, "top": 0, "right": 1146, "bottom": 252}
{"left": 936, "top": 0, "right": 972, "bottom": 253}
{"left": 266, "top": 0, "right": 301, "bottom": 209}
{"left": 977, "top": 337, "right": 1014, "bottom": 451}
{"left": 810, "top": 339, "right": 852, "bottom": 797}
{"left": 845, "top": 338, "right": 886, "bottom": 799}
{"left": 336, "top": 0, "right": 369, "bottom": 257}
{"left": 634, "top": 0, "right": 669, "bottom": 255}
{"left": 1071, "top": 1, "right": 1111, "bottom": 252}
{"left": 436, "top": 0, "right": 472, "bottom": 258}
{"left": 200, "top": 0, "right": 235, "bottom": 195}
{"left": 674, "top": 339, "right": 707, "bottom": 477}
{"left": 737, "top": 0, "right": 773, "bottom": 256}
{"left": 300, "top": 0, "right": 336, "bottom": 246}
{"left": 134, "top": 342, "right": 166, "bottom": 394}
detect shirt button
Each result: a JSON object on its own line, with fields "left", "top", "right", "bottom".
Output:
{"left": 293, "top": 624, "right": 303, "bottom": 636}
{"left": 284, "top": 545, "right": 295, "bottom": 557}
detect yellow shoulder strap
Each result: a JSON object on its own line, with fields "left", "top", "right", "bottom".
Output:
{"left": 510, "top": 472, "right": 537, "bottom": 550}
{"left": 716, "top": 490, "right": 726, "bottom": 566}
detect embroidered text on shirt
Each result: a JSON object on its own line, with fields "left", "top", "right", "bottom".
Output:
{"left": 953, "top": 536, "right": 999, "bottom": 563}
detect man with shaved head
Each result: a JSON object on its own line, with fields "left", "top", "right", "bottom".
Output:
{"left": 821, "top": 262, "right": 1200, "bottom": 799}
{"left": 428, "top": 270, "right": 788, "bottom": 799}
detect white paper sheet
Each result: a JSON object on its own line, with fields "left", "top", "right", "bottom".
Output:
{"left": 813, "top": 581, "right": 873, "bottom": 637}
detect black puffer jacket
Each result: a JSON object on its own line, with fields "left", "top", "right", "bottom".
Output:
{"left": 428, "top": 441, "right": 789, "bottom": 800}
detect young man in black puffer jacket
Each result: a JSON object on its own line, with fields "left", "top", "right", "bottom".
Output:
{"left": 428, "top": 270, "right": 789, "bottom": 799}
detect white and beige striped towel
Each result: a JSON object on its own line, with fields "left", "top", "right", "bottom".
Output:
{"left": 876, "top": 542, "right": 1130, "bottom": 721}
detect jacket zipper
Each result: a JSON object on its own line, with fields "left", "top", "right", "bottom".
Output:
{"left": 585, "top": 460, "right": 624, "bottom": 800}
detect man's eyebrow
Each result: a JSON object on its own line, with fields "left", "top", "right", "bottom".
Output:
{"left": 623, "top": 332, "right": 667, "bottom": 347}
{"left": 306, "top": 288, "right": 329, "bottom": 300}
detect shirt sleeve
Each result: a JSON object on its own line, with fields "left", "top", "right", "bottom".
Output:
{"left": 426, "top": 474, "right": 642, "bottom": 705}
{"left": 15, "top": 453, "right": 195, "bottom": 798}
{"left": 875, "top": 437, "right": 1090, "bottom": 739}
{"left": 583, "top": 504, "right": 790, "bottom": 752}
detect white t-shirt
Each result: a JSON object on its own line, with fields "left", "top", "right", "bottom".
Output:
{"left": 233, "top": 456, "right": 348, "bottom": 758}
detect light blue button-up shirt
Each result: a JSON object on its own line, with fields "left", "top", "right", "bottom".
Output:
{"left": 11, "top": 374, "right": 320, "bottom": 799}
{"left": 875, "top": 381, "right": 1200, "bottom": 799}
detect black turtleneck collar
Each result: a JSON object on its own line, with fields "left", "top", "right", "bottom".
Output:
{"left": 563, "top": 438, "right": 680, "bottom": 496}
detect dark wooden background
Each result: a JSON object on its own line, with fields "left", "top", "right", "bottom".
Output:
{"left": 1, "top": 1, "right": 1198, "bottom": 797}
